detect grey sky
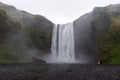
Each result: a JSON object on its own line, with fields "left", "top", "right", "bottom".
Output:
{"left": 1, "top": 0, "right": 120, "bottom": 24}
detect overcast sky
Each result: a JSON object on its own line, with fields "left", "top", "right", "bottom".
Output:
{"left": 1, "top": 0, "right": 120, "bottom": 24}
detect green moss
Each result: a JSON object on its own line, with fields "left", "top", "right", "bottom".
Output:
{"left": 0, "top": 47, "right": 33, "bottom": 63}
{"left": 108, "top": 57, "right": 120, "bottom": 64}
{"left": 0, "top": 9, "right": 7, "bottom": 23}
{"left": 98, "top": 43, "right": 120, "bottom": 64}
{"left": 0, "top": 9, "right": 10, "bottom": 42}
{"left": 26, "top": 26, "right": 51, "bottom": 51}
{"left": 92, "top": 11, "right": 120, "bottom": 64}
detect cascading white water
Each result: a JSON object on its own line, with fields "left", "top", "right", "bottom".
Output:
{"left": 51, "top": 22, "right": 75, "bottom": 63}
{"left": 51, "top": 24, "right": 58, "bottom": 56}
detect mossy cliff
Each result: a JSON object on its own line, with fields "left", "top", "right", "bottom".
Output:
{"left": 0, "top": 2, "right": 53, "bottom": 63}
{"left": 91, "top": 5, "right": 120, "bottom": 64}
{"left": 74, "top": 4, "right": 120, "bottom": 64}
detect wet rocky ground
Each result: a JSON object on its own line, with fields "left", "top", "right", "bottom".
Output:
{"left": 0, "top": 63, "right": 120, "bottom": 80}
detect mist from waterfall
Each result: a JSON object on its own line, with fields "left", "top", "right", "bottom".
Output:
{"left": 49, "top": 22, "right": 76, "bottom": 63}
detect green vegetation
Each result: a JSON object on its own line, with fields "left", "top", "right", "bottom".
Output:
{"left": 0, "top": 47, "right": 31, "bottom": 63}
{"left": 0, "top": 3, "right": 53, "bottom": 63}
{"left": 0, "top": 9, "right": 33, "bottom": 63}
{"left": 0, "top": 9, "right": 7, "bottom": 23}
{"left": 92, "top": 10, "right": 120, "bottom": 64}
{"left": 0, "top": 9, "right": 10, "bottom": 42}
{"left": 26, "top": 26, "right": 51, "bottom": 51}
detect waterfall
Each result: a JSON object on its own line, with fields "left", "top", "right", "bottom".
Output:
{"left": 51, "top": 22, "right": 75, "bottom": 63}
{"left": 51, "top": 24, "right": 58, "bottom": 56}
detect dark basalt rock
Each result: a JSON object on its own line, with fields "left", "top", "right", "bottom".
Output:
{"left": 73, "top": 13, "right": 98, "bottom": 64}
{"left": 32, "top": 57, "right": 46, "bottom": 64}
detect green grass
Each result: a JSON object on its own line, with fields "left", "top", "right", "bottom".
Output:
{"left": 97, "top": 16, "right": 120, "bottom": 64}
{"left": 26, "top": 26, "right": 51, "bottom": 51}
{"left": 0, "top": 47, "right": 33, "bottom": 63}
{"left": 107, "top": 43, "right": 120, "bottom": 64}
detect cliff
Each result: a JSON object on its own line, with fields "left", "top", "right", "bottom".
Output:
{"left": 74, "top": 13, "right": 98, "bottom": 63}
{"left": 92, "top": 4, "right": 120, "bottom": 64}
{"left": 0, "top": 2, "right": 53, "bottom": 63}
{"left": 74, "top": 4, "right": 120, "bottom": 64}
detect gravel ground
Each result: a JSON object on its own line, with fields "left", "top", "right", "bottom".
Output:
{"left": 0, "top": 64, "right": 120, "bottom": 80}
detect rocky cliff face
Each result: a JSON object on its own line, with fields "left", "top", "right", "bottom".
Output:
{"left": 92, "top": 4, "right": 120, "bottom": 64}
{"left": 73, "top": 13, "right": 98, "bottom": 63}
{"left": 74, "top": 4, "right": 120, "bottom": 64}
{"left": 0, "top": 2, "right": 53, "bottom": 63}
